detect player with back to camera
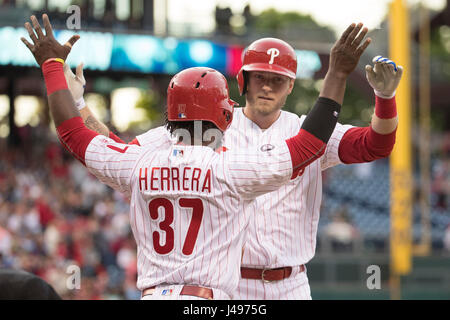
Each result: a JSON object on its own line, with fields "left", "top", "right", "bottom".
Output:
{"left": 21, "top": 13, "right": 355, "bottom": 300}
{"left": 65, "top": 21, "right": 403, "bottom": 299}
{"left": 63, "top": 22, "right": 402, "bottom": 300}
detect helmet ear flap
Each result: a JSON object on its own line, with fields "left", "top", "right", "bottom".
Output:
{"left": 236, "top": 69, "right": 247, "bottom": 96}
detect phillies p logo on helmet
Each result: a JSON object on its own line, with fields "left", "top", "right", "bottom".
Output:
{"left": 236, "top": 38, "right": 297, "bottom": 95}
{"left": 267, "top": 48, "right": 280, "bottom": 64}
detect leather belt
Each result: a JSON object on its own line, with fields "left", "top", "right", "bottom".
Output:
{"left": 241, "top": 265, "right": 305, "bottom": 282}
{"left": 142, "top": 285, "right": 213, "bottom": 300}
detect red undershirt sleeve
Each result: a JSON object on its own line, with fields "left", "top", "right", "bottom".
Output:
{"left": 338, "top": 126, "right": 397, "bottom": 164}
{"left": 338, "top": 95, "right": 397, "bottom": 164}
{"left": 286, "top": 129, "right": 327, "bottom": 179}
{"left": 56, "top": 117, "right": 99, "bottom": 166}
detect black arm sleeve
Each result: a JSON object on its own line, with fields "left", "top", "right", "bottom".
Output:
{"left": 300, "top": 97, "right": 341, "bottom": 143}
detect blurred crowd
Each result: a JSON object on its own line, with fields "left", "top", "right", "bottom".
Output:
{"left": 431, "top": 132, "right": 450, "bottom": 211}
{"left": 0, "top": 124, "right": 140, "bottom": 300}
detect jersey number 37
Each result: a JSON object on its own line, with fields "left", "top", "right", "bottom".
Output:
{"left": 149, "top": 198, "right": 203, "bottom": 256}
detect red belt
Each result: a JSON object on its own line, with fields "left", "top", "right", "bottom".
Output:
{"left": 240, "top": 265, "right": 305, "bottom": 282}
{"left": 142, "top": 285, "right": 213, "bottom": 300}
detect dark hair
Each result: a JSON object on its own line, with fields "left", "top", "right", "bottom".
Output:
{"left": 164, "top": 111, "right": 222, "bottom": 146}
{"left": 164, "top": 111, "right": 219, "bottom": 133}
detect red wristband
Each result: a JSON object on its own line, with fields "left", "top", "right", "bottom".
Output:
{"left": 375, "top": 95, "right": 397, "bottom": 119}
{"left": 42, "top": 59, "right": 68, "bottom": 96}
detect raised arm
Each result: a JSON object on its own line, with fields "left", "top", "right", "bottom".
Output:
{"left": 337, "top": 56, "right": 403, "bottom": 164}
{"left": 365, "top": 55, "right": 402, "bottom": 135}
{"left": 63, "top": 63, "right": 128, "bottom": 143}
{"left": 63, "top": 63, "right": 111, "bottom": 136}
{"left": 230, "top": 23, "right": 374, "bottom": 197}
{"left": 21, "top": 14, "right": 140, "bottom": 196}
{"left": 286, "top": 23, "right": 372, "bottom": 176}
{"left": 21, "top": 14, "right": 101, "bottom": 163}
{"left": 21, "top": 14, "right": 80, "bottom": 126}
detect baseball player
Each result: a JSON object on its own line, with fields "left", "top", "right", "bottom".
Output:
{"left": 63, "top": 22, "right": 401, "bottom": 299}
{"left": 21, "top": 14, "right": 345, "bottom": 300}
{"left": 228, "top": 30, "right": 401, "bottom": 300}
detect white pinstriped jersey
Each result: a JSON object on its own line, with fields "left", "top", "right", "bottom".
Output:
{"left": 136, "top": 109, "right": 354, "bottom": 268}
{"left": 84, "top": 133, "right": 294, "bottom": 297}
{"left": 224, "top": 108, "right": 354, "bottom": 270}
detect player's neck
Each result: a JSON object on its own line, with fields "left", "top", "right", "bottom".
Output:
{"left": 242, "top": 105, "right": 281, "bottom": 130}
{"left": 175, "top": 136, "right": 222, "bottom": 149}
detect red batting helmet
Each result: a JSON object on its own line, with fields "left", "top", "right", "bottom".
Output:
{"left": 167, "top": 67, "right": 236, "bottom": 132}
{"left": 236, "top": 38, "right": 297, "bottom": 95}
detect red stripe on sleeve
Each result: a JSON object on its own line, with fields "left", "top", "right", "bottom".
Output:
{"left": 286, "top": 129, "right": 326, "bottom": 179}
{"left": 56, "top": 117, "right": 99, "bottom": 166}
{"left": 108, "top": 131, "right": 126, "bottom": 144}
{"left": 128, "top": 138, "right": 141, "bottom": 146}
{"left": 338, "top": 126, "right": 397, "bottom": 164}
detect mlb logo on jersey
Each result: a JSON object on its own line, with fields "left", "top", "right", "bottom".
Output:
{"left": 161, "top": 289, "right": 173, "bottom": 296}
{"left": 173, "top": 149, "right": 184, "bottom": 157}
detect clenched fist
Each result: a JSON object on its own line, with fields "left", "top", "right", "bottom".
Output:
{"left": 365, "top": 56, "right": 403, "bottom": 99}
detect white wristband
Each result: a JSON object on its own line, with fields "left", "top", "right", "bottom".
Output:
{"left": 75, "top": 96, "right": 86, "bottom": 110}
{"left": 374, "top": 89, "right": 396, "bottom": 100}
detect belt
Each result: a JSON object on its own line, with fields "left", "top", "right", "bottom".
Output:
{"left": 142, "top": 285, "right": 214, "bottom": 300}
{"left": 240, "top": 265, "right": 305, "bottom": 283}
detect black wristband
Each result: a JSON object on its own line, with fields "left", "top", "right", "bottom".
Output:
{"left": 301, "top": 97, "right": 341, "bottom": 143}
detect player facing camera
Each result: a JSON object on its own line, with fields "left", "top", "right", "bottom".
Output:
{"left": 164, "top": 67, "right": 237, "bottom": 150}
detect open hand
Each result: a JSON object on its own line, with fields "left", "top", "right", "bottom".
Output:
{"left": 21, "top": 14, "right": 80, "bottom": 66}
{"left": 328, "top": 23, "right": 371, "bottom": 78}
{"left": 365, "top": 56, "right": 403, "bottom": 98}
{"left": 64, "top": 62, "right": 86, "bottom": 101}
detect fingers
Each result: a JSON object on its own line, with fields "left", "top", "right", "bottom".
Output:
{"left": 365, "top": 65, "right": 376, "bottom": 80}
{"left": 30, "top": 15, "right": 44, "bottom": 39}
{"left": 21, "top": 37, "right": 34, "bottom": 52}
{"left": 42, "top": 14, "right": 54, "bottom": 38}
{"left": 338, "top": 22, "right": 370, "bottom": 56}
{"left": 345, "top": 23, "right": 363, "bottom": 46}
{"left": 24, "top": 22, "right": 38, "bottom": 44}
{"left": 63, "top": 62, "right": 73, "bottom": 74}
{"left": 338, "top": 23, "right": 356, "bottom": 45}
{"left": 396, "top": 65, "right": 404, "bottom": 79}
{"left": 373, "top": 61, "right": 382, "bottom": 75}
{"left": 355, "top": 37, "right": 371, "bottom": 56}
{"left": 372, "top": 55, "right": 398, "bottom": 73}
{"left": 384, "top": 62, "right": 395, "bottom": 74}
{"left": 387, "top": 61, "right": 398, "bottom": 72}
{"left": 64, "top": 35, "right": 80, "bottom": 51}
{"left": 76, "top": 63, "right": 84, "bottom": 79}
{"left": 352, "top": 27, "right": 368, "bottom": 47}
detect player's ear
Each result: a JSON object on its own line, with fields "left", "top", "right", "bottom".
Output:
{"left": 287, "top": 78, "right": 295, "bottom": 94}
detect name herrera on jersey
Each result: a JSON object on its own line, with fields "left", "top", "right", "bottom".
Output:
{"left": 138, "top": 167, "right": 212, "bottom": 193}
